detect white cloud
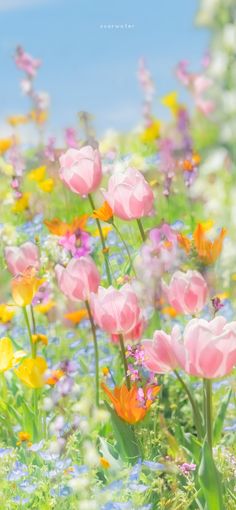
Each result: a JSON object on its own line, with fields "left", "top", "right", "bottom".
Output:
{"left": 0, "top": 0, "right": 50, "bottom": 11}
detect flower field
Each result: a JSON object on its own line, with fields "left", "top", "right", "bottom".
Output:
{"left": 0, "top": 2, "right": 236, "bottom": 509}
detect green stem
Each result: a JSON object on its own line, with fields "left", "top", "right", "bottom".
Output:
{"left": 30, "top": 305, "right": 36, "bottom": 334}
{"left": 136, "top": 218, "right": 146, "bottom": 242}
{"left": 23, "top": 306, "right": 36, "bottom": 358}
{"left": 112, "top": 222, "right": 137, "bottom": 276}
{"left": 118, "top": 334, "right": 130, "bottom": 389}
{"left": 174, "top": 370, "right": 203, "bottom": 440}
{"left": 85, "top": 300, "right": 100, "bottom": 407}
{"left": 88, "top": 193, "right": 112, "bottom": 285}
{"left": 204, "top": 379, "right": 213, "bottom": 452}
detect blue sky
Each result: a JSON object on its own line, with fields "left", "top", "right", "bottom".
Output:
{"left": 0, "top": 0, "right": 210, "bottom": 138}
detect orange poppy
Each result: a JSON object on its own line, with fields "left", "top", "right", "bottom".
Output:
{"left": 102, "top": 383, "right": 160, "bottom": 425}
{"left": 193, "top": 223, "right": 226, "bottom": 265}
{"left": 64, "top": 309, "right": 88, "bottom": 324}
{"left": 92, "top": 201, "right": 113, "bottom": 222}
{"left": 44, "top": 215, "right": 88, "bottom": 236}
{"left": 177, "top": 233, "right": 191, "bottom": 254}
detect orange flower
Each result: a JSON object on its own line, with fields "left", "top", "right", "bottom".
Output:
{"left": 193, "top": 224, "right": 227, "bottom": 265}
{"left": 46, "top": 369, "right": 64, "bottom": 385}
{"left": 0, "top": 138, "right": 13, "bottom": 155}
{"left": 64, "top": 309, "right": 88, "bottom": 324}
{"left": 11, "top": 268, "right": 45, "bottom": 307}
{"left": 102, "top": 367, "right": 109, "bottom": 377}
{"left": 100, "top": 457, "right": 110, "bottom": 469}
{"left": 102, "top": 383, "right": 160, "bottom": 425}
{"left": 92, "top": 201, "right": 113, "bottom": 222}
{"left": 44, "top": 215, "right": 88, "bottom": 236}
{"left": 177, "top": 233, "right": 191, "bottom": 254}
{"left": 18, "top": 431, "right": 31, "bottom": 443}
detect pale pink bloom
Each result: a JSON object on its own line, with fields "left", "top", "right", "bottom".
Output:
{"left": 142, "top": 326, "right": 181, "bottom": 373}
{"left": 195, "top": 97, "right": 215, "bottom": 116}
{"left": 111, "top": 316, "right": 145, "bottom": 343}
{"left": 192, "top": 75, "right": 213, "bottom": 95}
{"left": 162, "top": 270, "right": 208, "bottom": 315}
{"left": 44, "top": 137, "right": 56, "bottom": 162}
{"left": 5, "top": 242, "right": 39, "bottom": 276}
{"left": 15, "top": 46, "right": 41, "bottom": 77}
{"left": 103, "top": 168, "right": 154, "bottom": 220}
{"left": 65, "top": 128, "right": 78, "bottom": 148}
{"left": 59, "top": 146, "right": 102, "bottom": 196}
{"left": 90, "top": 284, "right": 143, "bottom": 336}
{"left": 137, "top": 57, "right": 155, "bottom": 101}
{"left": 179, "top": 316, "right": 236, "bottom": 378}
{"left": 55, "top": 256, "right": 100, "bottom": 302}
{"left": 176, "top": 61, "right": 191, "bottom": 86}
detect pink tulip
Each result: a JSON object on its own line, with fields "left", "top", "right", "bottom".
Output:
{"left": 142, "top": 326, "right": 181, "bottom": 373}
{"left": 5, "top": 242, "right": 39, "bottom": 276}
{"left": 55, "top": 256, "right": 100, "bottom": 302}
{"left": 103, "top": 168, "right": 154, "bottom": 220}
{"left": 90, "top": 284, "right": 143, "bottom": 335}
{"left": 179, "top": 316, "right": 236, "bottom": 379}
{"left": 162, "top": 270, "right": 208, "bottom": 315}
{"left": 111, "top": 316, "right": 145, "bottom": 344}
{"left": 59, "top": 146, "right": 102, "bottom": 196}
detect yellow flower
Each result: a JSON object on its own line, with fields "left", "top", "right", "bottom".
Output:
{"left": 38, "top": 178, "right": 54, "bottom": 193}
{"left": 30, "top": 110, "right": 48, "bottom": 124}
{"left": 32, "top": 333, "right": 48, "bottom": 346}
{"left": 92, "top": 201, "right": 113, "bottom": 222}
{"left": 0, "top": 337, "right": 25, "bottom": 373}
{"left": 140, "top": 119, "right": 161, "bottom": 143}
{"left": 0, "top": 304, "right": 15, "bottom": 323}
{"left": 0, "top": 138, "right": 13, "bottom": 155}
{"left": 34, "top": 301, "right": 56, "bottom": 314}
{"left": 12, "top": 193, "right": 30, "bottom": 213}
{"left": 102, "top": 367, "right": 109, "bottom": 377}
{"left": 94, "top": 226, "right": 112, "bottom": 239}
{"left": 15, "top": 357, "right": 47, "bottom": 388}
{"left": 7, "top": 115, "right": 29, "bottom": 127}
{"left": 161, "top": 91, "right": 180, "bottom": 116}
{"left": 11, "top": 268, "right": 45, "bottom": 307}
{"left": 28, "top": 165, "right": 46, "bottom": 182}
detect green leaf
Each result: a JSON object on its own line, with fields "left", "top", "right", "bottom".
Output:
{"left": 176, "top": 424, "right": 201, "bottom": 463}
{"left": 198, "top": 440, "right": 224, "bottom": 510}
{"left": 104, "top": 402, "right": 140, "bottom": 464}
{"left": 213, "top": 389, "right": 232, "bottom": 444}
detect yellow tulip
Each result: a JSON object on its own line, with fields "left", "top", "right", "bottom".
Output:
{"left": 11, "top": 269, "right": 45, "bottom": 307}
{"left": 15, "top": 357, "right": 47, "bottom": 388}
{"left": 0, "top": 337, "right": 25, "bottom": 373}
